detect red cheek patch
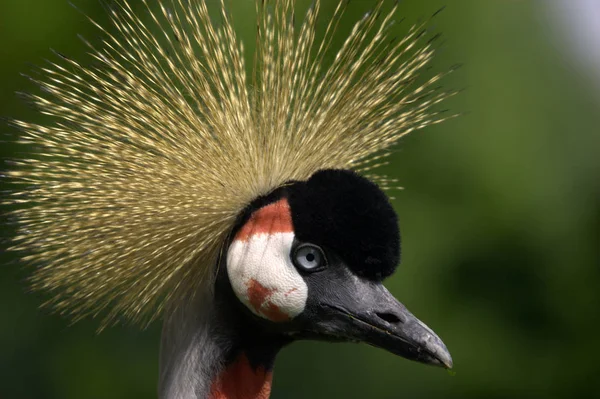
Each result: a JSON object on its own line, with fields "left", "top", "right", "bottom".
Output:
{"left": 247, "top": 279, "right": 275, "bottom": 313}
{"left": 246, "top": 279, "right": 290, "bottom": 322}
{"left": 227, "top": 196, "right": 307, "bottom": 323}
{"left": 235, "top": 199, "right": 293, "bottom": 241}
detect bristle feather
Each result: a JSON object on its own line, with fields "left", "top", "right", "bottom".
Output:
{"left": 8, "top": 0, "right": 455, "bottom": 327}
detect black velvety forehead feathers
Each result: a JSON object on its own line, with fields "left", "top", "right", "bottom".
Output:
{"left": 287, "top": 169, "right": 401, "bottom": 280}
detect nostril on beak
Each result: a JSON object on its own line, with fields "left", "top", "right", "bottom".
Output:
{"left": 375, "top": 311, "right": 402, "bottom": 324}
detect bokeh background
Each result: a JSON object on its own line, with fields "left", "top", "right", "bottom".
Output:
{"left": 1, "top": 0, "right": 599, "bottom": 398}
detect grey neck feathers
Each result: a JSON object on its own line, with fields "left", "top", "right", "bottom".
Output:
{"left": 158, "top": 293, "right": 232, "bottom": 399}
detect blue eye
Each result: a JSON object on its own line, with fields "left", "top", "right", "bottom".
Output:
{"left": 293, "top": 244, "right": 326, "bottom": 272}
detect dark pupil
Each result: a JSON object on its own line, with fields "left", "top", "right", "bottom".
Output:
{"left": 305, "top": 252, "right": 315, "bottom": 262}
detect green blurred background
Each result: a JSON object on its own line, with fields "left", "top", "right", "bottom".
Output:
{"left": 1, "top": 0, "right": 599, "bottom": 398}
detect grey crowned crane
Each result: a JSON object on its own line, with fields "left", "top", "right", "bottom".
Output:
{"left": 7, "top": 1, "right": 457, "bottom": 398}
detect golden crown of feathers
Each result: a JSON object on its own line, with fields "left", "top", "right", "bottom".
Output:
{"left": 7, "top": 0, "right": 457, "bottom": 327}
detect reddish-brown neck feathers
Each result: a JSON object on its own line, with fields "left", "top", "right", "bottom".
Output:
{"left": 209, "top": 354, "right": 273, "bottom": 399}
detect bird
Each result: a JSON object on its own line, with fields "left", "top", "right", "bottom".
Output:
{"left": 7, "top": 0, "right": 457, "bottom": 398}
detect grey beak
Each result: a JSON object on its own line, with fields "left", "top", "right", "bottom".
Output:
{"left": 320, "top": 282, "right": 453, "bottom": 368}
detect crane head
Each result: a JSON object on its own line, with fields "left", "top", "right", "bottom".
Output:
{"left": 223, "top": 169, "right": 452, "bottom": 369}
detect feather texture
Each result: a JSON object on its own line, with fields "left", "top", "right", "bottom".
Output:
{"left": 7, "top": 0, "right": 456, "bottom": 327}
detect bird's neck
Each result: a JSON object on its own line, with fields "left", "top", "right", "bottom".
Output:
{"left": 158, "top": 292, "right": 287, "bottom": 399}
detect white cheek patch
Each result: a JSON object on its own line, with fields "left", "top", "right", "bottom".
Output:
{"left": 226, "top": 199, "right": 308, "bottom": 322}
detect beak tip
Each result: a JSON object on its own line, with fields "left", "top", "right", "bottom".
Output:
{"left": 441, "top": 355, "right": 453, "bottom": 370}
{"left": 421, "top": 333, "right": 453, "bottom": 369}
{"left": 431, "top": 345, "right": 453, "bottom": 369}
{"left": 424, "top": 350, "right": 452, "bottom": 369}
